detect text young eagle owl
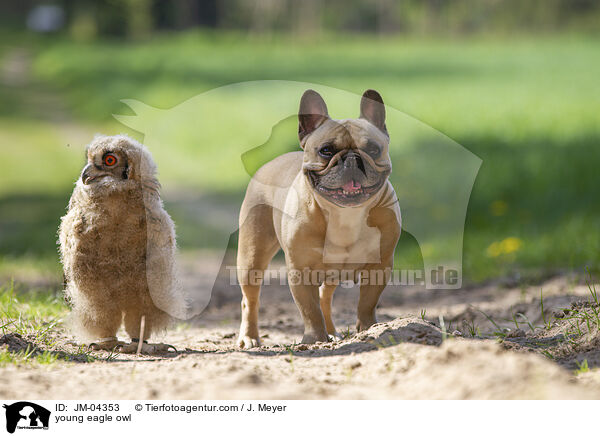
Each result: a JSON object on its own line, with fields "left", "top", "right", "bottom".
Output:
{"left": 59, "top": 134, "right": 177, "bottom": 354}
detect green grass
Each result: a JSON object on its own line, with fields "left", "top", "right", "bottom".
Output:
{"left": 0, "top": 280, "right": 64, "bottom": 345}
{"left": 574, "top": 359, "right": 590, "bottom": 375}
{"left": 0, "top": 280, "right": 73, "bottom": 365}
{"left": 0, "top": 281, "right": 97, "bottom": 366}
{"left": 1, "top": 31, "right": 600, "bottom": 283}
{"left": 0, "top": 347, "right": 60, "bottom": 367}
{"left": 1, "top": 281, "right": 66, "bottom": 329}
{"left": 29, "top": 32, "right": 600, "bottom": 136}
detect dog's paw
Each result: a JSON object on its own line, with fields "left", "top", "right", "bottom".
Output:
{"left": 327, "top": 332, "right": 344, "bottom": 342}
{"left": 301, "top": 332, "right": 330, "bottom": 344}
{"left": 356, "top": 319, "right": 376, "bottom": 332}
{"left": 238, "top": 336, "right": 261, "bottom": 349}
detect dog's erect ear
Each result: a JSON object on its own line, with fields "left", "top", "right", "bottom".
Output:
{"left": 298, "top": 89, "right": 329, "bottom": 145}
{"left": 360, "top": 89, "right": 387, "bottom": 135}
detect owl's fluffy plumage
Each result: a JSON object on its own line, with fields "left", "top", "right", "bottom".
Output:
{"left": 59, "top": 134, "right": 177, "bottom": 347}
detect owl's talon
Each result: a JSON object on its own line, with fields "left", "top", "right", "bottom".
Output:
{"left": 117, "top": 341, "right": 176, "bottom": 355}
{"left": 88, "top": 337, "right": 125, "bottom": 351}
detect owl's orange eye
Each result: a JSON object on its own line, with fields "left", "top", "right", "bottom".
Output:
{"left": 104, "top": 154, "right": 117, "bottom": 167}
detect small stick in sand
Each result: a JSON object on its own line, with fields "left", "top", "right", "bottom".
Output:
{"left": 137, "top": 315, "right": 146, "bottom": 355}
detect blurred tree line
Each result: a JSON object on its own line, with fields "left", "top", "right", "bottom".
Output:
{"left": 2, "top": 0, "right": 600, "bottom": 39}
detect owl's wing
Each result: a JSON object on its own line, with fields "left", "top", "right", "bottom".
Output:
{"left": 143, "top": 202, "right": 189, "bottom": 319}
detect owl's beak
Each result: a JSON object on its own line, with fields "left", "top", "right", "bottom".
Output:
{"left": 81, "top": 164, "right": 97, "bottom": 185}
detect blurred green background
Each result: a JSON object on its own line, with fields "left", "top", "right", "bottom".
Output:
{"left": 1, "top": 0, "right": 600, "bottom": 288}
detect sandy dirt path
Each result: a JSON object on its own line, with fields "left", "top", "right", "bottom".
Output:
{"left": 2, "top": 258, "right": 600, "bottom": 400}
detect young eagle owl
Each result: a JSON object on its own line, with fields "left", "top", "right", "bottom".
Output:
{"left": 59, "top": 135, "right": 177, "bottom": 354}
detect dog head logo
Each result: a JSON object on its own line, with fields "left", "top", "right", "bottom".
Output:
{"left": 3, "top": 402, "right": 50, "bottom": 434}
{"left": 114, "top": 81, "right": 481, "bottom": 319}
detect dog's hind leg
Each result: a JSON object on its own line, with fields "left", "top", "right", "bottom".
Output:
{"left": 237, "top": 204, "right": 280, "bottom": 349}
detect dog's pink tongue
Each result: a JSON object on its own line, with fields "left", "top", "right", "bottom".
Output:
{"left": 343, "top": 180, "right": 362, "bottom": 192}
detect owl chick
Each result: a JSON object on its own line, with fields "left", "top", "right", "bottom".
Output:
{"left": 59, "top": 134, "right": 177, "bottom": 354}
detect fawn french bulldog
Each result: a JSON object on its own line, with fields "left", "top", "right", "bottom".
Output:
{"left": 237, "top": 89, "right": 401, "bottom": 348}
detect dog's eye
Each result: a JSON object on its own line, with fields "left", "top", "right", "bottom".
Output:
{"left": 366, "top": 141, "right": 381, "bottom": 158}
{"left": 318, "top": 144, "right": 336, "bottom": 158}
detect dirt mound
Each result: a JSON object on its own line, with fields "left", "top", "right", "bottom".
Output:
{"left": 350, "top": 317, "right": 444, "bottom": 346}
{"left": 0, "top": 332, "right": 93, "bottom": 363}
{"left": 280, "top": 317, "right": 444, "bottom": 356}
{"left": 0, "top": 333, "right": 32, "bottom": 352}
{"left": 503, "top": 299, "right": 600, "bottom": 370}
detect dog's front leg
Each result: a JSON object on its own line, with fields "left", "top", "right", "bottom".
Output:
{"left": 289, "top": 279, "right": 329, "bottom": 344}
{"left": 356, "top": 261, "right": 393, "bottom": 332}
{"left": 319, "top": 282, "right": 339, "bottom": 337}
